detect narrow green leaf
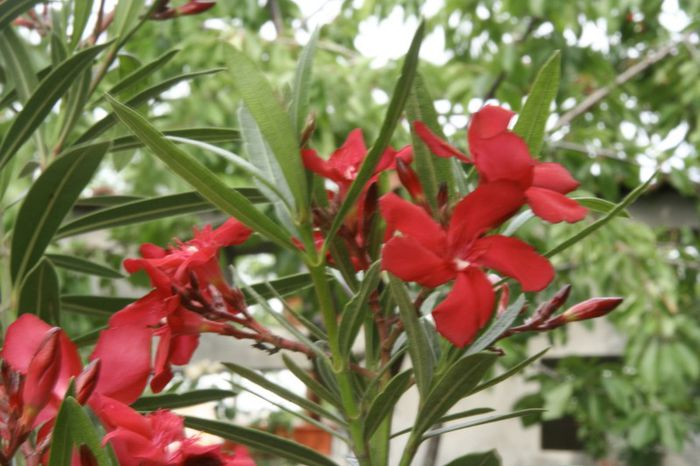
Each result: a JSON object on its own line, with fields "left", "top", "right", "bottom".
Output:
{"left": 443, "top": 450, "right": 501, "bottom": 466}
{"left": 106, "top": 49, "right": 179, "bottom": 97}
{"left": 243, "top": 273, "right": 313, "bottom": 301}
{"left": 545, "top": 173, "right": 656, "bottom": 257}
{"left": 110, "top": 128, "right": 239, "bottom": 152}
{"left": 61, "top": 295, "right": 135, "bottom": 318}
{"left": 406, "top": 72, "right": 454, "bottom": 208}
{"left": 111, "top": 0, "right": 144, "bottom": 40}
{"left": 513, "top": 51, "right": 561, "bottom": 155}
{"left": 76, "top": 69, "right": 224, "bottom": 144}
{"left": 222, "top": 362, "right": 344, "bottom": 425}
{"left": 423, "top": 409, "right": 545, "bottom": 439}
{"left": 184, "top": 416, "right": 340, "bottom": 466}
{"left": 227, "top": 46, "right": 307, "bottom": 212}
{"left": 339, "top": 261, "right": 381, "bottom": 356}
{"left": 466, "top": 295, "right": 525, "bottom": 355}
{"left": 11, "top": 142, "right": 110, "bottom": 284}
{"left": 0, "top": 0, "right": 42, "bottom": 31}
{"left": 0, "top": 28, "right": 37, "bottom": 100}
{"left": 131, "top": 389, "right": 234, "bottom": 411}
{"left": 388, "top": 274, "right": 433, "bottom": 397}
{"left": 18, "top": 258, "right": 60, "bottom": 325}
{"left": 472, "top": 348, "right": 549, "bottom": 394}
{"left": 47, "top": 254, "right": 123, "bottom": 279}
{"left": 106, "top": 97, "right": 296, "bottom": 250}
{"left": 68, "top": 0, "right": 93, "bottom": 50}
{"left": 0, "top": 43, "right": 109, "bottom": 171}
{"left": 282, "top": 354, "right": 341, "bottom": 408}
{"left": 324, "top": 22, "right": 424, "bottom": 250}
{"left": 55, "top": 68, "right": 92, "bottom": 147}
{"left": 75, "top": 195, "right": 143, "bottom": 207}
{"left": 365, "top": 370, "right": 412, "bottom": 438}
{"left": 573, "top": 196, "right": 630, "bottom": 217}
{"left": 391, "top": 408, "right": 495, "bottom": 439}
{"left": 73, "top": 326, "right": 104, "bottom": 347}
{"left": 57, "top": 188, "right": 264, "bottom": 239}
{"left": 47, "top": 398, "right": 111, "bottom": 466}
{"left": 290, "top": 29, "right": 319, "bottom": 135}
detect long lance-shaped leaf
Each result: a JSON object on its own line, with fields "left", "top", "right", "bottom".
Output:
{"left": 513, "top": 51, "right": 561, "bottom": 156}
{"left": 242, "top": 272, "right": 313, "bottom": 301}
{"left": 46, "top": 254, "right": 124, "bottom": 278}
{"left": 282, "top": 354, "right": 341, "bottom": 408}
{"left": 0, "top": 43, "right": 109, "bottom": 171}
{"left": 105, "top": 48, "right": 179, "bottom": 97}
{"left": 56, "top": 188, "right": 265, "bottom": 239}
{"left": 471, "top": 348, "right": 549, "bottom": 394}
{"left": 545, "top": 172, "right": 656, "bottom": 258}
{"left": 466, "top": 295, "right": 525, "bottom": 355}
{"left": 75, "top": 69, "right": 224, "bottom": 145}
{"left": 131, "top": 389, "right": 234, "bottom": 411}
{"left": 0, "top": 0, "right": 42, "bottom": 31}
{"left": 290, "top": 28, "right": 320, "bottom": 136}
{"left": 184, "top": 416, "right": 340, "bottom": 466}
{"left": 61, "top": 295, "right": 135, "bottom": 318}
{"left": 339, "top": 261, "right": 382, "bottom": 356}
{"left": 106, "top": 97, "right": 296, "bottom": 250}
{"left": 388, "top": 274, "right": 434, "bottom": 397}
{"left": 364, "top": 370, "right": 413, "bottom": 439}
{"left": 110, "top": 128, "right": 239, "bottom": 152}
{"left": 11, "top": 142, "right": 110, "bottom": 284}
{"left": 391, "top": 408, "right": 494, "bottom": 438}
{"left": 18, "top": 258, "right": 60, "bottom": 324}
{"left": 227, "top": 46, "right": 307, "bottom": 213}
{"left": 222, "top": 362, "right": 345, "bottom": 425}
{"left": 422, "top": 409, "right": 545, "bottom": 439}
{"left": 68, "top": 0, "right": 93, "bottom": 50}
{"left": 444, "top": 451, "right": 501, "bottom": 466}
{"left": 47, "top": 398, "right": 111, "bottom": 466}
{"left": 322, "top": 22, "right": 424, "bottom": 254}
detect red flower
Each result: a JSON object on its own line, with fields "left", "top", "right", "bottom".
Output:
{"left": 380, "top": 182, "right": 554, "bottom": 347}
{"left": 415, "top": 106, "right": 587, "bottom": 223}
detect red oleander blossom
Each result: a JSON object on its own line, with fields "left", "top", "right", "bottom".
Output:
{"left": 380, "top": 182, "right": 554, "bottom": 347}
{"left": 415, "top": 105, "right": 587, "bottom": 223}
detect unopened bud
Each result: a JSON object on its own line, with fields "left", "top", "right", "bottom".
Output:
{"left": 20, "top": 328, "right": 62, "bottom": 428}
{"left": 75, "top": 359, "right": 101, "bottom": 405}
{"left": 177, "top": 1, "right": 216, "bottom": 16}
{"left": 360, "top": 183, "right": 379, "bottom": 243}
{"left": 548, "top": 297, "right": 623, "bottom": 327}
{"left": 79, "top": 445, "right": 98, "bottom": 466}
{"left": 396, "top": 158, "right": 424, "bottom": 203}
{"left": 530, "top": 285, "right": 571, "bottom": 325}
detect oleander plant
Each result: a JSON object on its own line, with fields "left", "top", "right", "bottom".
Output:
{"left": 0, "top": 1, "right": 661, "bottom": 465}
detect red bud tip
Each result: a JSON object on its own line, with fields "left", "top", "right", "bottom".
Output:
{"left": 552, "top": 297, "right": 624, "bottom": 325}
{"left": 76, "top": 359, "right": 101, "bottom": 405}
{"left": 177, "top": 1, "right": 216, "bottom": 16}
{"left": 396, "top": 158, "right": 424, "bottom": 202}
{"left": 20, "top": 328, "right": 62, "bottom": 428}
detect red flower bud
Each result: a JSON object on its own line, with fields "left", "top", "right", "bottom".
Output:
{"left": 177, "top": 1, "right": 216, "bottom": 16}
{"left": 79, "top": 445, "right": 98, "bottom": 466}
{"left": 20, "top": 328, "right": 62, "bottom": 428}
{"left": 548, "top": 297, "right": 623, "bottom": 327}
{"left": 75, "top": 359, "right": 101, "bottom": 405}
{"left": 396, "top": 158, "right": 424, "bottom": 203}
{"left": 530, "top": 284, "right": 571, "bottom": 325}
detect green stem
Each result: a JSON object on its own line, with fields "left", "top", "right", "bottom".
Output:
{"left": 398, "top": 433, "right": 421, "bottom": 466}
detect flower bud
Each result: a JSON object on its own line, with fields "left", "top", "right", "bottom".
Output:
{"left": 396, "top": 158, "right": 425, "bottom": 204}
{"left": 75, "top": 359, "right": 101, "bottom": 405}
{"left": 548, "top": 297, "right": 623, "bottom": 327}
{"left": 177, "top": 1, "right": 216, "bottom": 16}
{"left": 20, "top": 328, "right": 62, "bottom": 428}
{"left": 530, "top": 284, "right": 571, "bottom": 325}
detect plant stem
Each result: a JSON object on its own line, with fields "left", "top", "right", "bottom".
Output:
{"left": 398, "top": 433, "right": 421, "bottom": 466}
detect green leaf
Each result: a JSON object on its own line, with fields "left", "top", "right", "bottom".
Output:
{"left": 339, "top": 261, "right": 381, "bottom": 356}
{"left": 0, "top": 28, "right": 37, "bottom": 101}
{"left": 222, "top": 362, "right": 344, "bottom": 425}
{"left": 18, "top": 258, "right": 60, "bottom": 325}
{"left": 131, "top": 389, "right": 234, "bottom": 411}
{"left": 545, "top": 173, "right": 656, "bottom": 257}
{"left": 542, "top": 381, "right": 573, "bottom": 420}
{"left": 324, "top": 22, "right": 424, "bottom": 250}
{"left": 423, "top": 409, "right": 544, "bottom": 439}
{"left": 513, "top": 51, "right": 560, "bottom": 155}
{"left": 57, "top": 188, "right": 264, "bottom": 239}
{"left": 243, "top": 273, "right": 313, "bottom": 301}
{"left": 106, "top": 97, "right": 296, "bottom": 250}
{"left": 282, "top": 354, "right": 341, "bottom": 408}
{"left": 443, "top": 450, "right": 501, "bottom": 466}
{"left": 290, "top": 28, "right": 319, "bottom": 136}
{"left": 472, "top": 348, "right": 549, "bottom": 394}
{"left": 227, "top": 46, "right": 307, "bottom": 213}
{"left": 106, "top": 49, "right": 179, "bottom": 97}
{"left": 11, "top": 142, "right": 110, "bottom": 284}
{"left": 406, "top": 72, "right": 454, "bottom": 208}
{"left": 68, "top": 0, "right": 93, "bottom": 50}
{"left": 110, "top": 128, "right": 239, "bottom": 152}
{"left": 572, "top": 196, "right": 630, "bottom": 218}
{"left": 365, "top": 370, "right": 413, "bottom": 439}
{"left": 466, "top": 295, "right": 526, "bottom": 355}
{"left": 414, "top": 352, "right": 498, "bottom": 437}
{"left": 0, "top": 43, "right": 109, "bottom": 171}
{"left": 73, "top": 326, "right": 105, "bottom": 347}
{"left": 184, "top": 416, "right": 340, "bottom": 466}
{"left": 388, "top": 274, "right": 434, "bottom": 397}
{"left": 111, "top": 0, "right": 144, "bottom": 40}
{"left": 76, "top": 69, "right": 224, "bottom": 144}
{"left": 0, "top": 0, "right": 42, "bottom": 31}
{"left": 391, "top": 408, "right": 495, "bottom": 439}
{"left": 75, "top": 195, "right": 143, "bottom": 207}
{"left": 47, "top": 254, "right": 124, "bottom": 278}
{"left": 628, "top": 415, "right": 657, "bottom": 449}
{"left": 47, "top": 398, "right": 111, "bottom": 466}
{"left": 61, "top": 295, "right": 135, "bottom": 318}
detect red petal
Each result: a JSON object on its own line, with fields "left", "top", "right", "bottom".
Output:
{"left": 468, "top": 105, "right": 514, "bottom": 139}
{"left": 329, "top": 128, "right": 367, "bottom": 174}
{"left": 448, "top": 181, "right": 526, "bottom": 249}
{"left": 90, "top": 326, "right": 152, "bottom": 404}
{"left": 90, "top": 394, "right": 151, "bottom": 437}
{"left": 139, "top": 243, "right": 167, "bottom": 259}
{"left": 108, "top": 290, "right": 168, "bottom": 328}
{"left": 432, "top": 269, "right": 495, "bottom": 347}
{"left": 380, "top": 192, "right": 446, "bottom": 253}
{"left": 2, "top": 314, "right": 52, "bottom": 373}
{"left": 301, "top": 149, "right": 337, "bottom": 180}
{"left": 382, "top": 236, "right": 454, "bottom": 288}
{"left": 533, "top": 162, "right": 579, "bottom": 193}
{"left": 414, "top": 121, "right": 471, "bottom": 163}
{"left": 526, "top": 187, "right": 588, "bottom": 223}
{"left": 151, "top": 328, "right": 173, "bottom": 393}
{"left": 170, "top": 334, "right": 199, "bottom": 365}
{"left": 212, "top": 218, "right": 253, "bottom": 246}
{"left": 471, "top": 133, "right": 534, "bottom": 185}
{"left": 473, "top": 235, "right": 554, "bottom": 292}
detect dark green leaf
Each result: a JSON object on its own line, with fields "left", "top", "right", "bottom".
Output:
{"left": 18, "top": 258, "right": 60, "bottom": 325}
{"left": 423, "top": 409, "right": 545, "bottom": 439}
{"left": 131, "top": 389, "right": 234, "bottom": 411}
{"left": 0, "top": 0, "right": 42, "bottom": 31}
{"left": 184, "top": 416, "right": 340, "bottom": 466}
{"left": 513, "top": 51, "right": 560, "bottom": 155}
{"left": 443, "top": 450, "right": 501, "bottom": 466}
{"left": 339, "top": 261, "right": 381, "bottom": 356}
{"left": 11, "top": 142, "right": 110, "bottom": 284}
{"left": 106, "top": 49, "right": 179, "bottom": 97}
{"left": 110, "top": 128, "right": 239, "bottom": 152}
{"left": 47, "top": 254, "right": 124, "bottom": 278}
{"left": 290, "top": 29, "right": 319, "bottom": 136}
{"left": 472, "top": 348, "right": 548, "bottom": 394}
{"left": 282, "top": 354, "right": 341, "bottom": 408}
{"left": 61, "top": 295, "right": 135, "bottom": 318}
{"left": 243, "top": 273, "right": 313, "bottom": 301}
{"left": 573, "top": 196, "right": 630, "bottom": 218}
{"left": 68, "top": 0, "right": 93, "bottom": 50}
{"left": 391, "top": 408, "right": 495, "bottom": 439}
{"left": 365, "top": 370, "right": 412, "bottom": 438}
{"left": 466, "top": 295, "right": 525, "bottom": 355}
{"left": 47, "top": 397, "right": 111, "bottom": 466}
{"left": 75, "top": 195, "right": 143, "bottom": 207}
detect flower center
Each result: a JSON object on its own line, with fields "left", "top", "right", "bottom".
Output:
{"left": 453, "top": 258, "right": 471, "bottom": 271}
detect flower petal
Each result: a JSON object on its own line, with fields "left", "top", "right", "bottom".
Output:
{"left": 473, "top": 235, "right": 554, "bottom": 291}
{"left": 526, "top": 187, "right": 588, "bottom": 223}
{"left": 533, "top": 162, "right": 579, "bottom": 193}
{"left": 301, "top": 149, "right": 337, "bottom": 180}
{"left": 329, "top": 128, "right": 367, "bottom": 174}
{"left": 432, "top": 269, "right": 495, "bottom": 347}
{"left": 468, "top": 105, "right": 515, "bottom": 139}
{"left": 380, "top": 192, "right": 446, "bottom": 253}
{"left": 382, "top": 236, "right": 454, "bottom": 288}
{"left": 413, "top": 121, "right": 471, "bottom": 163}
{"left": 448, "top": 181, "right": 526, "bottom": 249}
{"left": 471, "top": 133, "right": 534, "bottom": 185}
{"left": 2, "top": 314, "right": 52, "bottom": 373}
{"left": 212, "top": 218, "right": 253, "bottom": 246}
